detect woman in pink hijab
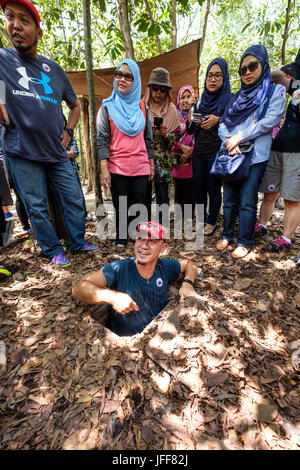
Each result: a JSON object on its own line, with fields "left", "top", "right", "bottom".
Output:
{"left": 171, "top": 85, "right": 196, "bottom": 223}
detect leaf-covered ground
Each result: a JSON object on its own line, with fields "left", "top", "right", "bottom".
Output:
{"left": 0, "top": 202, "right": 299, "bottom": 450}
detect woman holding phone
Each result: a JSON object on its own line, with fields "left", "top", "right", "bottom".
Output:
{"left": 143, "top": 68, "right": 180, "bottom": 221}
{"left": 187, "top": 58, "right": 232, "bottom": 236}
{"left": 171, "top": 85, "right": 196, "bottom": 222}
{"left": 216, "top": 45, "right": 286, "bottom": 258}
{"left": 97, "top": 59, "right": 154, "bottom": 247}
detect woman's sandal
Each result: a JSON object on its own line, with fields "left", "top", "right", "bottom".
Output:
{"left": 204, "top": 224, "right": 216, "bottom": 236}
{"left": 232, "top": 246, "right": 251, "bottom": 259}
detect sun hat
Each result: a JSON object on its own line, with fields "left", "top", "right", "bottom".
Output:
{"left": 148, "top": 67, "right": 172, "bottom": 89}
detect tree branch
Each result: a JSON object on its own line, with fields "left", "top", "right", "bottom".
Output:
{"left": 116, "top": 0, "right": 135, "bottom": 59}
{"left": 281, "top": 0, "right": 295, "bottom": 65}
{"left": 144, "top": 0, "right": 162, "bottom": 54}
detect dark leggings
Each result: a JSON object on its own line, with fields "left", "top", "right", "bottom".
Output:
{"left": 110, "top": 173, "right": 148, "bottom": 245}
{"left": 192, "top": 155, "right": 222, "bottom": 226}
{"left": 145, "top": 180, "right": 169, "bottom": 224}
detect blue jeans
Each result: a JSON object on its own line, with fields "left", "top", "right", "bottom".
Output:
{"left": 192, "top": 156, "right": 222, "bottom": 226}
{"left": 6, "top": 155, "right": 86, "bottom": 257}
{"left": 222, "top": 161, "right": 267, "bottom": 248}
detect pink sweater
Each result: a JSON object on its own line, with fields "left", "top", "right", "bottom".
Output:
{"left": 108, "top": 117, "right": 150, "bottom": 177}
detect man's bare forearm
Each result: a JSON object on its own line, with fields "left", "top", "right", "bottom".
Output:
{"left": 181, "top": 260, "right": 198, "bottom": 283}
{"left": 0, "top": 103, "right": 9, "bottom": 124}
{"left": 67, "top": 99, "right": 81, "bottom": 130}
{"left": 72, "top": 280, "right": 117, "bottom": 305}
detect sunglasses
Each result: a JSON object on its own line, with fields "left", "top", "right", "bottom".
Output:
{"left": 238, "top": 61, "right": 260, "bottom": 76}
{"left": 151, "top": 84, "right": 168, "bottom": 93}
{"left": 115, "top": 71, "right": 134, "bottom": 82}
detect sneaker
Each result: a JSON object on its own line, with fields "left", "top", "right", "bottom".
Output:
{"left": 1, "top": 220, "right": 15, "bottom": 247}
{"left": 4, "top": 212, "right": 13, "bottom": 219}
{"left": 292, "top": 253, "right": 300, "bottom": 268}
{"left": 255, "top": 224, "right": 268, "bottom": 238}
{"left": 267, "top": 237, "right": 291, "bottom": 253}
{"left": 48, "top": 253, "right": 71, "bottom": 268}
{"left": 0, "top": 264, "right": 12, "bottom": 280}
{"left": 78, "top": 242, "right": 98, "bottom": 252}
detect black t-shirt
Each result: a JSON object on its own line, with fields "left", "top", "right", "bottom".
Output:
{"left": 187, "top": 106, "right": 221, "bottom": 158}
{"left": 192, "top": 124, "right": 221, "bottom": 158}
{"left": 0, "top": 48, "right": 77, "bottom": 162}
{"left": 272, "top": 79, "right": 300, "bottom": 153}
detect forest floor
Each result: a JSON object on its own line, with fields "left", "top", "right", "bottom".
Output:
{"left": 0, "top": 193, "right": 299, "bottom": 450}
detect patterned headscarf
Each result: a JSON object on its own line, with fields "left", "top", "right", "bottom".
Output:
{"left": 102, "top": 59, "right": 145, "bottom": 137}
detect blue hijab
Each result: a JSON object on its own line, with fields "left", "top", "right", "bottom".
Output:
{"left": 102, "top": 59, "right": 145, "bottom": 137}
{"left": 222, "top": 44, "right": 272, "bottom": 129}
{"left": 197, "top": 58, "right": 232, "bottom": 116}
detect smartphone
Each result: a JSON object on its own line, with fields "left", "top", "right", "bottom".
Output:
{"left": 154, "top": 116, "right": 163, "bottom": 130}
{"left": 191, "top": 112, "right": 203, "bottom": 123}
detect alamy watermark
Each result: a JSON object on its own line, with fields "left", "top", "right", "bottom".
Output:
{"left": 0, "top": 80, "right": 6, "bottom": 105}
{"left": 95, "top": 197, "right": 205, "bottom": 250}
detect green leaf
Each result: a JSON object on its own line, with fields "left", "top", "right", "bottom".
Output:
{"left": 138, "top": 20, "right": 149, "bottom": 33}
{"left": 148, "top": 24, "right": 155, "bottom": 37}
{"left": 241, "top": 22, "right": 251, "bottom": 34}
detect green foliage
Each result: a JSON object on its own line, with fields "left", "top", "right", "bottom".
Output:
{"left": 0, "top": 0, "right": 298, "bottom": 81}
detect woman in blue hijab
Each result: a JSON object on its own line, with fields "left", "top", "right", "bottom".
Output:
{"left": 187, "top": 57, "right": 232, "bottom": 235}
{"left": 216, "top": 44, "right": 286, "bottom": 258}
{"left": 97, "top": 59, "right": 154, "bottom": 247}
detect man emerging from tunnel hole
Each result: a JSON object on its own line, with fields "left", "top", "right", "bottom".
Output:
{"left": 72, "top": 221, "right": 199, "bottom": 336}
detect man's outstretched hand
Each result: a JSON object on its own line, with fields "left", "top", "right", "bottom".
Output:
{"left": 179, "top": 283, "right": 199, "bottom": 303}
{"left": 110, "top": 292, "right": 139, "bottom": 315}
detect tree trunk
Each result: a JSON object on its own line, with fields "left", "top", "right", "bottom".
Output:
{"left": 171, "top": 0, "right": 177, "bottom": 49}
{"left": 144, "top": 0, "right": 162, "bottom": 54}
{"left": 83, "top": 0, "right": 102, "bottom": 211}
{"left": 80, "top": 97, "right": 93, "bottom": 192}
{"left": 281, "top": 0, "right": 294, "bottom": 65}
{"left": 116, "top": 0, "right": 135, "bottom": 59}
{"left": 78, "top": 119, "right": 86, "bottom": 183}
{"left": 199, "top": 0, "right": 211, "bottom": 60}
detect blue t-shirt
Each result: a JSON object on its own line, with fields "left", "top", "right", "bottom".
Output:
{"left": 102, "top": 257, "right": 181, "bottom": 337}
{"left": 0, "top": 48, "right": 77, "bottom": 163}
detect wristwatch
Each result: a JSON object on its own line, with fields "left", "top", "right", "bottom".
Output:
{"left": 182, "top": 279, "right": 194, "bottom": 287}
{"left": 65, "top": 127, "right": 74, "bottom": 137}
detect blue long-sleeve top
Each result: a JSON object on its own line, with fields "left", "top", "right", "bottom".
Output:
{"left": 218, "top": 84, "right": 286, "bottom": 165}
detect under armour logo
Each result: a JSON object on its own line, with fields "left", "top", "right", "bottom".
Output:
{"left": 17, "top": 67, "right": 53, "bottom": 95}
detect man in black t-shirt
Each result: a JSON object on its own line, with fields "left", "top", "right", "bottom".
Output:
{"left": 0, "top": 0, "right": 98, "bottom": 267}
{"left": 256, "top": 51, "right": 300, "bottom": 254}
